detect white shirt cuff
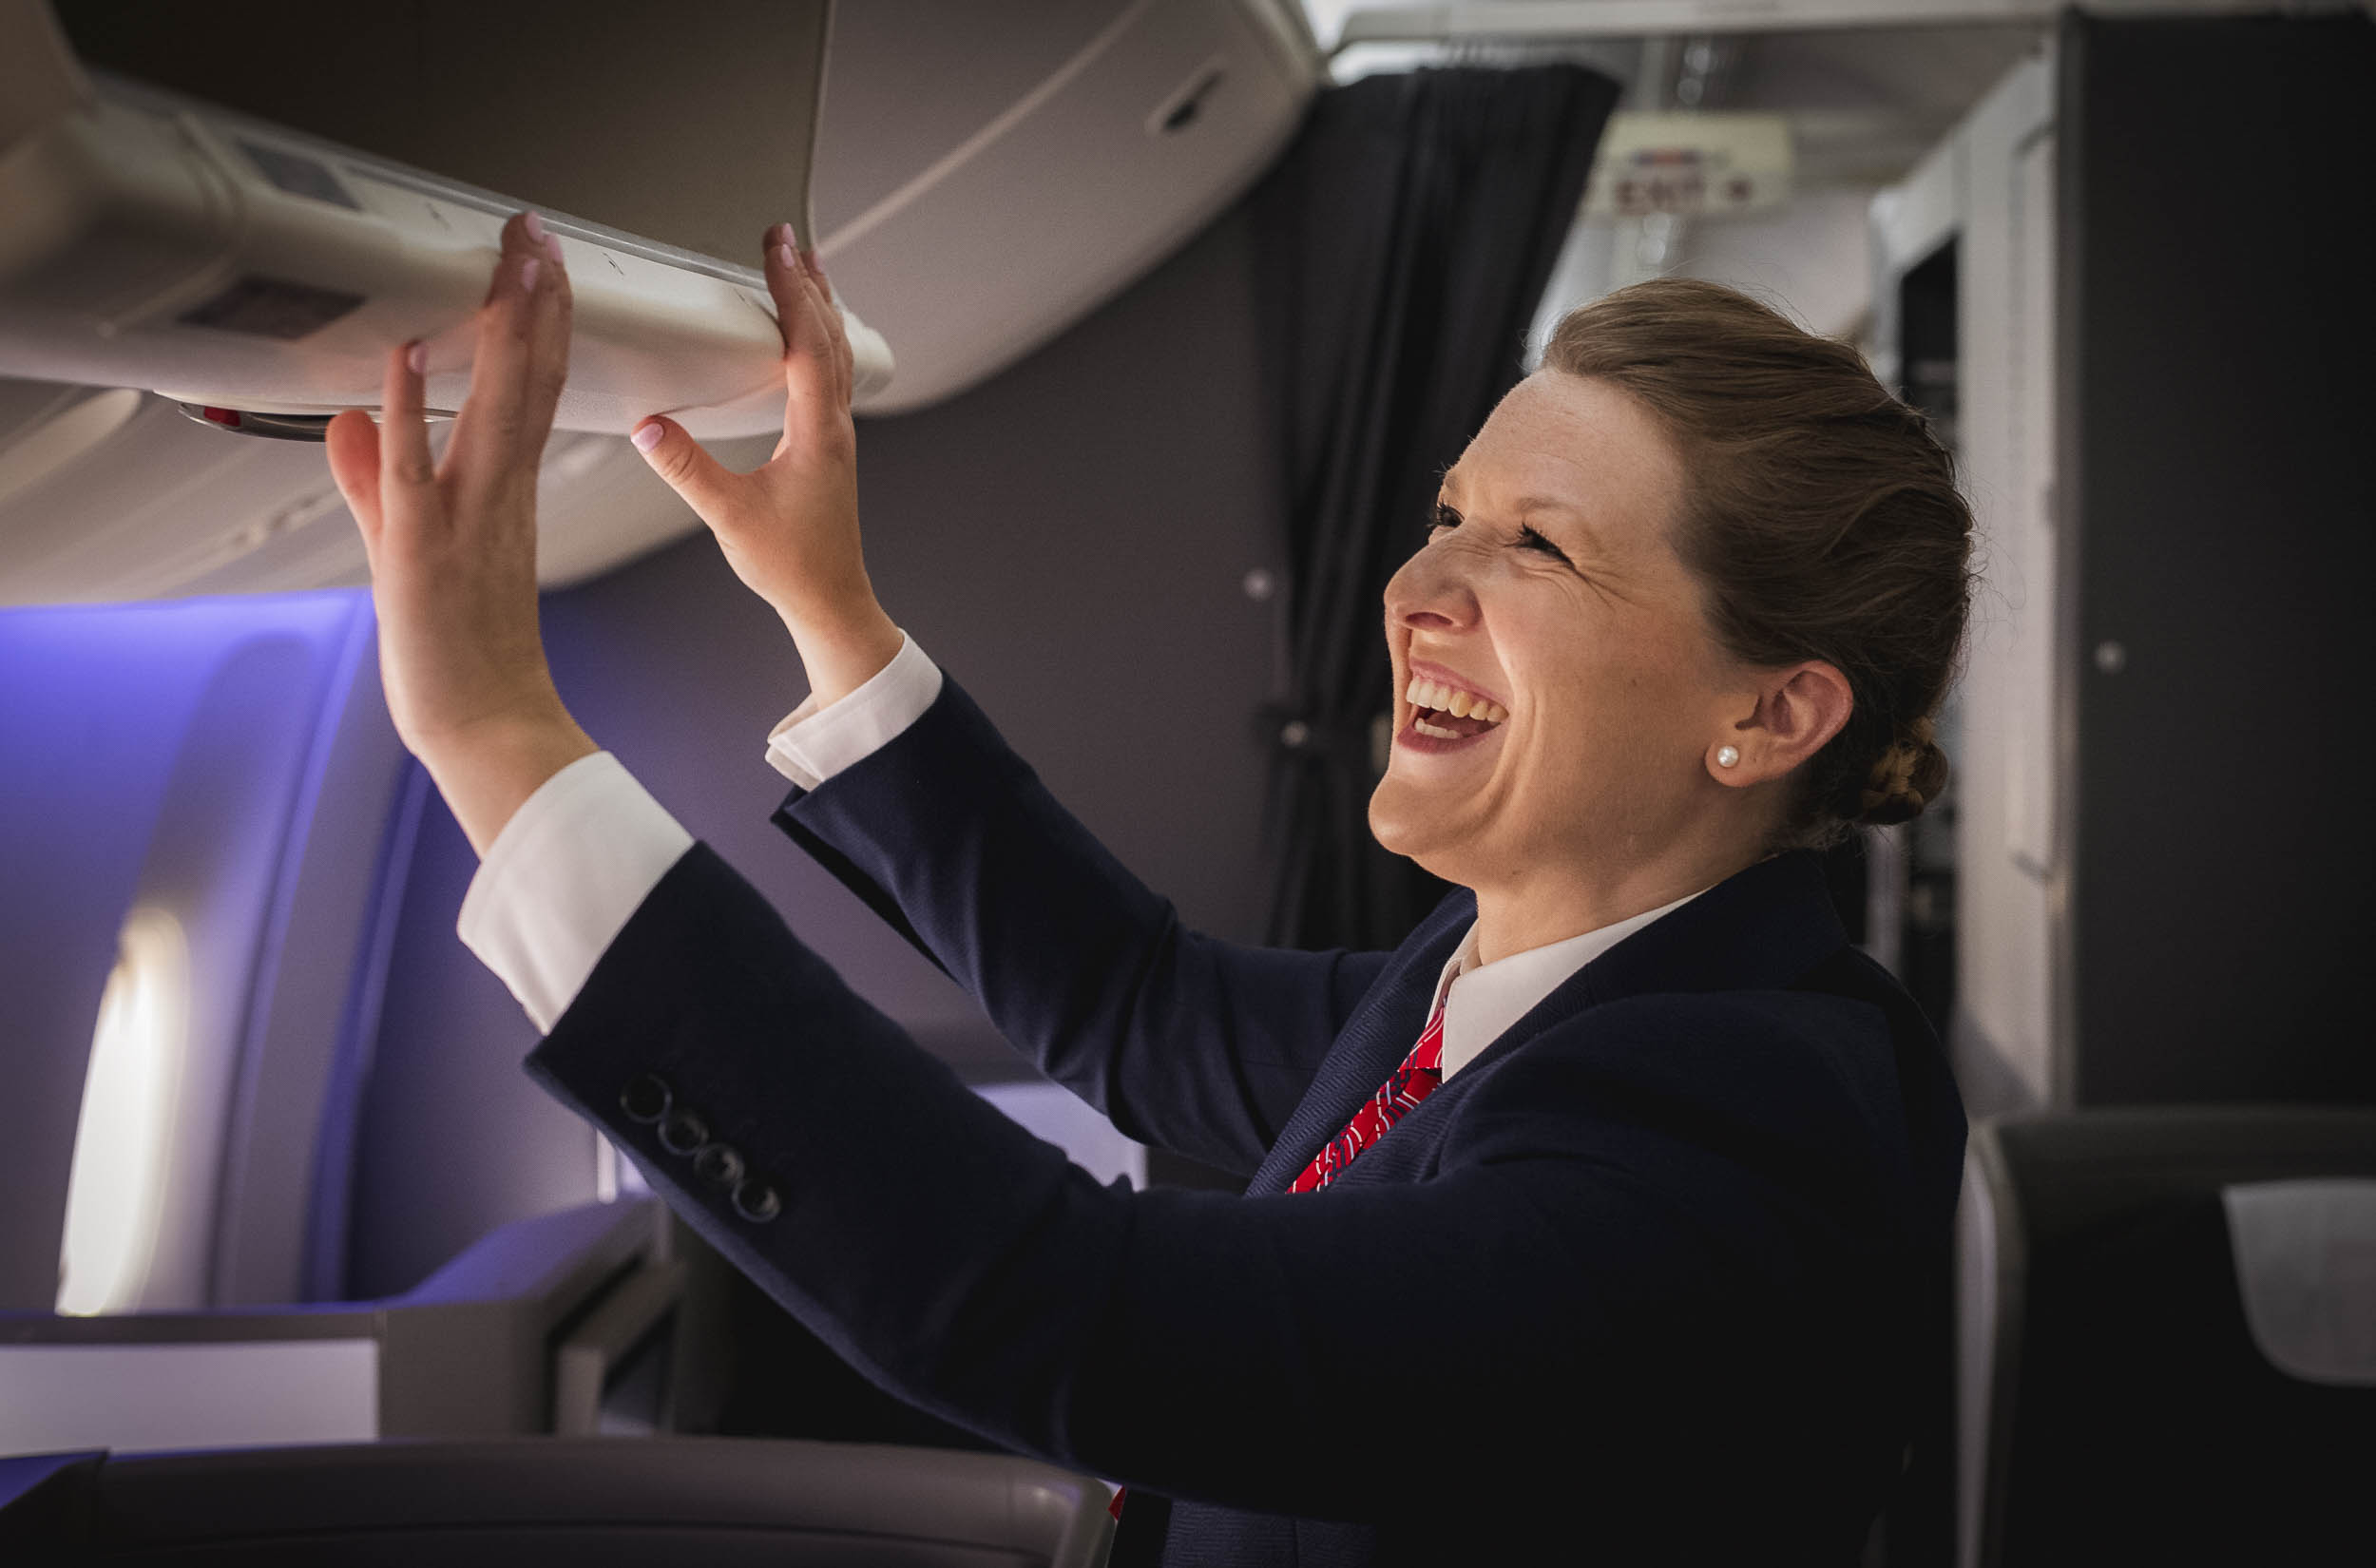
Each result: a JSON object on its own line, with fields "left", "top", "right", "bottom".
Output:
{"left": 457, "top": 751, "right": 695, "bottom": 1033}
{"left": 764, "top": 631, "right": 945, "bottom": 790}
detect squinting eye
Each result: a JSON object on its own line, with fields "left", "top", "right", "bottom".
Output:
{"left": 1426, "top": 502, "right": 1460, "bottom": 540}
{"left": 1517, "top": 526, "right": 1570, "bottom": 563}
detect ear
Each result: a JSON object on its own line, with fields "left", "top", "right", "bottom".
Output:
{"left": 1707, "top": 660, "right": 1853, "bottom": 788}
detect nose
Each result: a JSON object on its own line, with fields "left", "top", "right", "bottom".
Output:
{"left": 1383, "top": 537, "right": 1479, "bottom": 634}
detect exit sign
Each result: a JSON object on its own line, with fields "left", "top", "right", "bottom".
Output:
{"left": 1582, "top": 113, "right": 1793, "bottom": 220}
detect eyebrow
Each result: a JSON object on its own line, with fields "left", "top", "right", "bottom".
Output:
{"left": 1505, "top": 494, "right": 1590, "bottom": 524}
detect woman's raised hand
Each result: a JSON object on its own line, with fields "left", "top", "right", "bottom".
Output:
{"left": 324, "top": 211, "right": 596, "bottom": 855}
{"left": 628, "top": 224, "right": 903, "bottom": 707}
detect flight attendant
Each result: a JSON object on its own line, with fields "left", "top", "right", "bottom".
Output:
{"left": 326, "top": 211, "right": 1969, "bottom": 1564}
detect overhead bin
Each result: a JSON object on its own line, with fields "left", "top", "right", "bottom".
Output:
{"left": 0, "top": 0, "right": 887, "bottom": 441}
{"left": 0, "top": 0, "right": 1318, "bottom": 605}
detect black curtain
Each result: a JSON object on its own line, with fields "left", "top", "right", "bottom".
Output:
{"left": 1252, "top": 67, "right": 1619, "bottom": 952}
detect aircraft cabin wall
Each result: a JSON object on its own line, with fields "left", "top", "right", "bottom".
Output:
{"left": 0, "top": 591, "right": 406, "bottom": 1312}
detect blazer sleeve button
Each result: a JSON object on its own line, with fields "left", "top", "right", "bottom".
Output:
{"left": 659, "top": 1108, "right": 710, "bottom": 1156}
{"left": 692, "top": 1142, "right": 746, "bottom": 1189}
{"left": 619, "top": 1074, "right": 672, "bottom": 1124}
{"left": 731, "top": 1177, "right": 782, "bottom": 1224}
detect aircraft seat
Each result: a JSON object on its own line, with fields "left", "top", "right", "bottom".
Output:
{"left": 1957, "top": 1107, "right": 2376, "bottom": 1567}
{"left": 0, "top": 1198, "right": 713, "bottom": 1454}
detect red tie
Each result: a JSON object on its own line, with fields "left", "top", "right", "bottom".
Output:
{"left": 1288, "top": 994, "right": 1448, "bottom": 1193}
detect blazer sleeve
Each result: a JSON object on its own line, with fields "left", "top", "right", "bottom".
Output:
{"left": 525, "top": 844, "right": 1913, "bottom": 1525}
{"left": 769, "top": 674, "right": 1395, "bottom": 1176}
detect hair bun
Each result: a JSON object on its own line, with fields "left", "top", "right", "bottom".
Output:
{"left": 1857, "top": 715, "right": 1946, "bottom": 825}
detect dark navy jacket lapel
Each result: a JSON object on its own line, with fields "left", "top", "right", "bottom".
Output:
{"left": 1580, "top": 851, "right": 1847, "bottom": 1003}
{"left": 1267, "top": 854, "right": 1849, "bottom": 1151}
{"left": 1245, "top": 889, "right": 1475, "bottom": 1194}
{"left": 1453, "top": 851, "right": 1848, "bottom": 1085}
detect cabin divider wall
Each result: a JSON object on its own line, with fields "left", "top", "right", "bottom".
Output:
{"left": 2059, "top": 11, "right": 2376, "bottom": 1107}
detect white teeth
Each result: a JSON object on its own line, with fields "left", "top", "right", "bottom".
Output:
{"left": 1413, "top": 718, "right": 1461, "bottom": 739}
{"left": 1404, "top": 675, "right": 1504, "bottom": 725}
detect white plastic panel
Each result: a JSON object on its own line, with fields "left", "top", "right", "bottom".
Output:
{"left": 1870, "top": 121, "right": 1964, "bottom": 285}
{"left": 0, "top": 1339, "right": 377, "bottom": 1456}
{"left": 1921, "top": 48, "right": 2060, "bottom": 1109}
{"left": 820, "top": 0, "right": 1314, "bottom": 413}
{"left": 2001, "top": 121, "right": 2058, "bottom": 876}
{"left": 0, "top": 380, "right": 767, "bottom": 603}
{"left": 2225, "top": 1179, "right": 2376, "bottom": 1388}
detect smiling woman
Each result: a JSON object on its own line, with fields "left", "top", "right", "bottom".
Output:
{"left": 341, "top": 218, "right": 1973, "bottom": 1564}
{"left": 1372, "top": 278, "right": 1972, "bottom": 965}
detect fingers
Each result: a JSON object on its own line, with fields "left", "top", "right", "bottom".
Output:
{"left": 629, "top": 414, "right": 746, "bottom": 527}
{"left": 378, "top": 337, "right": 438, "bottom": 528}
{"left": 760, "top": 224, "right": 855, "bottom": 450}
{"left": 520, "top": 222, "right": 573, "bottom": 441}
{"left": 445, "top": 211, "right": 567, "bottom": 501}
{"left": 757, "top": 223, "right": 849, "bottom": 394}
{"left": 323, "top": 407, "right": 383, "bottom": 556}
{"left": 757, "top": 221, "right": 808, "bottom": 355}
{"left": 802, "top": 247, "right": 856, "bottom": 403}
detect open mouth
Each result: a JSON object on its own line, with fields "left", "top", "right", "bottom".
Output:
{"left": 1403, "top": 675, "right": 1507, "bottom": 742}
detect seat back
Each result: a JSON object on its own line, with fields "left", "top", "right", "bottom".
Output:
{"left": 0, "top": 1199, "right": 692, "bottom": 1456}
{"left": 0, "top": 1435, "right": 1116, "bottom": 1566}
{"left": 1958, "top": 1108, "right": 2376, "bottom": 1567}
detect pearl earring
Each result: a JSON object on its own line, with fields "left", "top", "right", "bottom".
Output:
{"left": 1715, "top": 745, "right": 1740, "bottom": 769}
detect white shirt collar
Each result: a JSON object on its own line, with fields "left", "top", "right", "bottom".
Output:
{"left": 1425, "top": 888, "right": 1707, "bottom": 1080}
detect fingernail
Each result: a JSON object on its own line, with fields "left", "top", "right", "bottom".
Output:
{"left": 522, "top": 210, "right": 546, "bottom": 244}
{"left": 545, "top": 234, "right": 564, "bottom": 265}
{"left": 406, "top": 340, "right": 427, "bottom": 374}
{"left": 802, "top": 247, "right": 825, "bottom": 279}
{"left": 775, "top": 240, "right": 797, "bottom": 272}
{"left": 521, "top": 257, "right": 542, "bottom": 292}
{"left": 630, "top": 421, "right": 662, "bottom": 453}
{"left": 767, "top": 221, "right": 793, "bottom": 249}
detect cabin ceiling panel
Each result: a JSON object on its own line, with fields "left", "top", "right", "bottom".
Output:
{"left": 811, "top": 0, "right": 1140, "bottom": 238}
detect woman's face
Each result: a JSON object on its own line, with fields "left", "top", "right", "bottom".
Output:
{"left": 1369, "top": 372, "right": 1745, "bottom": 892}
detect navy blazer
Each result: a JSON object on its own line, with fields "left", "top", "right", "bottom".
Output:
{"left": 526, "top": 675, "right": 1967, "bottom": 1566}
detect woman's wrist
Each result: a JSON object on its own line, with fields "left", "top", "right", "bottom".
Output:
{"left": 783, "top": 598, "right": 905, "bottom": 710}
{"left": 414, "top": 701, "right": 601, "bottom": 858}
